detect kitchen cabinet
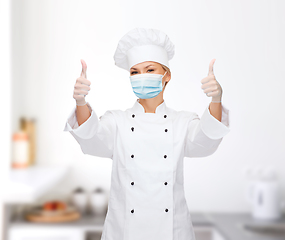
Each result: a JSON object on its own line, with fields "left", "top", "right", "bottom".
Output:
{"left": 9, "top": 227, "right": 84, "bottom": 240}
{"left": 8, "top": 213, "right": 228, "bottom": 240}
{"left": 8, "top": 223, "right": 226, "bottom": 240}
{"left": 8, "top": 211, "right": 285, "bottom": 240}
{"left": 2, "top": 165, "right": 69, "bottom": 240}
{"left": 9, "top": 214, "right": 105, "bottom": 240}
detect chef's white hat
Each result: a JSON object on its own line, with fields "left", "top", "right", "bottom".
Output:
{"left": 113, "top": 28, "right": 175, "bottom": 71}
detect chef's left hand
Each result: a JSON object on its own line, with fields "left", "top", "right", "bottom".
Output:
{"left": 201, "top": 59, "right": 222, "bottom": 102}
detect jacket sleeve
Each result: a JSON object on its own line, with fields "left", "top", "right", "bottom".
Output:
{"left": 63, "top": 102, "right": 116, "bottom": 159}
{"left": 184, "top": 103, "right": 230, "bottom": 158}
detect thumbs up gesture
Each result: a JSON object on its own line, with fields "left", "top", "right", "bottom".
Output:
{"left": 73, "top": 59, "right": 91, "bottom": 106}
{"left": 200, "top": 59, "right": 222, "bottom": 103}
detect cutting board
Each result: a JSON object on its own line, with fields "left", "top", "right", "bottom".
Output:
{"left": 25, "top": 206, "right": 81, "bottom": 223}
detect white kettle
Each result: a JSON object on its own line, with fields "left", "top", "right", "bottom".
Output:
{"left": 246, "top": 167, "right": 283, "bottom": 220}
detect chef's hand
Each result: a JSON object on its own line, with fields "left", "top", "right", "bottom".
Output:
{"left": 200, "top": 59, "right": 222, "bottom": 103}
{"left": 73, "top": 59, "right": 91, "bottom": 106}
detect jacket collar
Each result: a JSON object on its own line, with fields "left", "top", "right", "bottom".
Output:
{"left": 131, "top": 98, "right": 167, "bottom": 114}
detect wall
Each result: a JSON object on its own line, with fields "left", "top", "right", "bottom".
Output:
{"left": 11, "top": 0, "right": 285, "bottom": 212}
{"left": 0, "top": 0, "right": 12, "bottom": 238}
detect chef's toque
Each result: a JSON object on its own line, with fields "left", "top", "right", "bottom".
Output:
{"left": 113, "top": 27, "right": 175, "bottom": 72}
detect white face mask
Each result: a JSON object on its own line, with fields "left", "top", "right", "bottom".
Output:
{"left": 129, "top": 71, "right": 167, "bottom": 99}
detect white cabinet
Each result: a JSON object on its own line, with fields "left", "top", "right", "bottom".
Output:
{"left": 8, "top": 214, "right": 105, "bottom": 240}
{"left": 9, "top": 227, "right": 85, "bottom": 240}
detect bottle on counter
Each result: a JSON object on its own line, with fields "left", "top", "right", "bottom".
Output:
{"left": 11, "top": 130, "right": 29, "bottom": 168}
{"left": 20, "top": 117, "right": 37, "bottom": 166}
{"left": 11, "top": 117, "right": 37, "bottom": 169}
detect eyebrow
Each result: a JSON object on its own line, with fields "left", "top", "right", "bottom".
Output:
{"left": 130, "top": 64, "right": 155, "bottom": 70}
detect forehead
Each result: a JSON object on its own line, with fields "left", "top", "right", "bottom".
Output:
{"left": 130, "top": 61, "right": 160, "bottom": 70}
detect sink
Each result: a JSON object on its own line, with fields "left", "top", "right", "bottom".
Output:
{"left": 194, "top": 226, "right": 227, "bottom": 240}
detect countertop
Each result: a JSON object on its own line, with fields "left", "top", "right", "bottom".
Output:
{"left": 10, "top": 211, "right": 285, "bottom": 240}
{"left": 191, "top": 212, "right": 285, "bottom": 240}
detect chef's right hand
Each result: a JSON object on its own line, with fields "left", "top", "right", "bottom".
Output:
{"left": 73, "top": 59, "right": 91, "bottom": 106}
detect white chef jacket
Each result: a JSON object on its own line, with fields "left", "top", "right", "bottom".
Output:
{"left": 63, "top": 99, "right": 230, "bottom": 240}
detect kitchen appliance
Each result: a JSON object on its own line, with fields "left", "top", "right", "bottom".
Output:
{"left": 72, "top": 187, "right": 88, "bottom": 214}
{"left": 246, "top": 167, "right": 283, "bottom": 220}
{"left": 90, "top": 187, "right": 107, "bottom": 215}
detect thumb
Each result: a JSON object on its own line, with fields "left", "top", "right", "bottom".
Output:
{"left": 208, "top": 58, "right": 216, "bottom": 76}
{"left": 80, "top": 59, "right": 87, "bottom": 79}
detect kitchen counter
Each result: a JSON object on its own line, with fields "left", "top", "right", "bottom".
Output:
{"left": 191, "top": 212, "right": 285, "bottom": 240}
{"left": 9, "top": 212, "right": 285, "bottom": 240}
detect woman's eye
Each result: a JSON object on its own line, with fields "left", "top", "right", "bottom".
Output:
{"left": 131, "top": 69, "right": 154, "bottom": 75}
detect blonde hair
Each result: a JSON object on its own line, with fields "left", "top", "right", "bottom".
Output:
{"left": 160, "top": 64, "right": 171, "bottom": 88}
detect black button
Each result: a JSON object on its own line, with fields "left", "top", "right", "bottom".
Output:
{"left": 164, "top": 155, "right": 167, "bottom": 158}
{"left": 131, "top": 209, "right": 134, "bottom": 213}
{"left": 165, "top": 208, "right": 168, "bottom": 212}
{"left": 131, "top": 127, "right": 134, "bottom": 132}
{"left": 131, "top": 154, "right": 134, "bottom": 158}
{"left": 165, "top": 129, "right": 168, "bottom": 132}
{"left": 164, "top": 182, "right": 168, "bottom": 185}
{"left": 164, "top": 115, "right": 167, "bottom": 118}
{"left": 131, "top": 182, "right": 134, "bottom": 185}
{"left": 132, "top": 114, "right": 135, "bottom": 118}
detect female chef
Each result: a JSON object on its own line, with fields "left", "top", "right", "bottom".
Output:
{"left": 64, "top": 28, "right": 230, "bottom": 240}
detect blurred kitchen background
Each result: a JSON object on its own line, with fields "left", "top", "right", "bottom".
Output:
{"left": 1, "top": 0, "right": 285, "bottom": 239}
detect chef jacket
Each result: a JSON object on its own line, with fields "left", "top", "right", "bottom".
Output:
{"left": 63, "top": 99, "right": 230, "bottom": 240}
